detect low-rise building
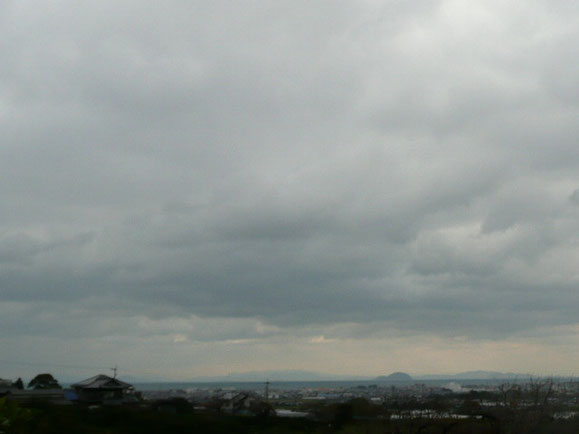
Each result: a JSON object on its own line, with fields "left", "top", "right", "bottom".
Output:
{"left": 70, "top": 374, "right": 137, "bottom": 405}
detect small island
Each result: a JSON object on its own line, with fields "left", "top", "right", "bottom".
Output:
{"left": 375, "top": 372, "right": 413, "bottom": 382}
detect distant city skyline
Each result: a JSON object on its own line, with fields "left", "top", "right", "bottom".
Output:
{"left": 0, "top": 0, "right": 577, "bottom": 380}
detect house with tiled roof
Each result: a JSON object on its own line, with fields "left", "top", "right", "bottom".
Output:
{"left": 70, "top": 374, "right": 136, "bottom": 405}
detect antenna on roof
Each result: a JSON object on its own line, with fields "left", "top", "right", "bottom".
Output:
{"left": 111, "top": 365, "right": 118, "bottom": 379}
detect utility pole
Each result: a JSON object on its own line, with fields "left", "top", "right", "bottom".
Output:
{"left": 111, "top": 365, "right": 118, "bottom": 379}
{"left": 264, "top": 380, "right": 269, "bottom": 402}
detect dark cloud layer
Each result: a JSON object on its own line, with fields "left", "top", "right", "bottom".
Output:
{"left": 1, "top": 0, "right": 578, "bottom": 376}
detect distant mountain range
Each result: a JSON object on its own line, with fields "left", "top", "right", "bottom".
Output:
{"left": 185, "top": 370, "right": 529, "bottom": 383}
{"left": 191, "top": 370, "right": 372, "bottom": 382}
{"left": 414, "top": 371, "right": 524, "bottom": 380}
{"left": 91, "top": 370, "right": 543, "bottom": 384}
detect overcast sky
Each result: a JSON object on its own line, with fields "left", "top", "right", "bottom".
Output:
{"left": 1, "top": 0, "right": 578, "bottom": 381}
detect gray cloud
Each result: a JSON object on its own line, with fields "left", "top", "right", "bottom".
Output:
{"left": 1, "top": 0, "right": 578, "bottom": 377}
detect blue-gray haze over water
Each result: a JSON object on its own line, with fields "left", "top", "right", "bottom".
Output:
{"left": 132, "top": 378, "right": 561, "bottom": 392}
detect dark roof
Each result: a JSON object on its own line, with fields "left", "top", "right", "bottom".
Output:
{"left": 230, "top": 393, "right": 250, "bottom": 403}
{"left": 71, "top": 375, "right": 133, "bottom": 390}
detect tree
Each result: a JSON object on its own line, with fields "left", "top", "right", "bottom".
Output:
{"left": 528, "top": 377, "right": 554, "bottom": 410}
{"left": 27, "top": 373, "right": 61, "bottom": 390}
{"left": 12, "top": 378, "right": 24, "bottom": 390}
{"left": 0, "top": 398, "right": 33, "bottom": 430}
